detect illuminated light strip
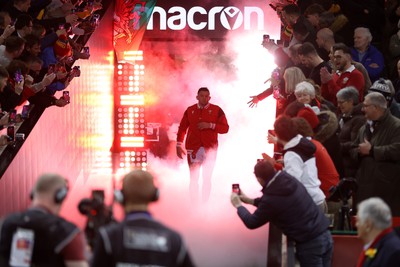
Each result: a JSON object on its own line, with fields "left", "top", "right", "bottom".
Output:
{"left": 123, "top": 51, "right": 143, "bottom": 62}
{"left": 123, "top": 55, "right": 143, "bottom": 61}
{"left": 120, "top": 136, "right": 145, "bottom": 148}
{"left": 120, "top": 95, "right": 145, "bottom": 105}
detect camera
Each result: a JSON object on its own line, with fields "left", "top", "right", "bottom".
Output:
{"left": 232, "top": 183, "right": 240, "bottom": 194}
{"left": 328, "top": 178, "right": 358, "bottom": 202}
{"left": 7, "top": 125, "right": 15, "bottom": 142}
{"left": 78, "top": 190, "right": 114, "bottom": 249}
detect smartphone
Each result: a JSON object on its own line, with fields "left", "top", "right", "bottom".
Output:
{"left": 232, "top": 183, "right": 240, "bottom": 194}
{"left": 47, "top": 64, "right": 55, "bottom": 75}
{"left": 14, "top": 69, "right": 23, "bottom": 83}
{"left": 9, "top": 109, "right": 17, "bottom": 123}
{"left": 72, "top": 66, "right": 81, "bottom": 77}
{"left": 63, "top": 91, "right": 70, "bottom": 103}
{"left": 83, "top": 47, "right": 90, "bottom": 55}
{"left": 273, "top": 152, "right": 283, "bottom": 161}
{"left": 268, "top": 129, "right": 276, "bottom": 136}
{"left": 21, "top": 105, "right": 30, "bottom": 119}
{"left": 7, "top": 125, "right": 15, "bottom": 141}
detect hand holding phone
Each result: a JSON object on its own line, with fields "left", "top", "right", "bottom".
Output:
{"left": 63, "top": 91, "right": 70, "bottom": 103}
{"left": 47, "top": 64, "right": 55, "bottom": 75}
{"left": 14, "top": 69, "right": 23, "bottom": 83}
{"left": 7, "top": 125, "right": 15, "bottom": 142}
{"left": 232, "top": 183, "right": 240, "bottom": 194}
{"left": 9, "top": 110, "right": 17, "bottom": 123}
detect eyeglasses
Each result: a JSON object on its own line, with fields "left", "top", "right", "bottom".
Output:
{"left": 362, "top": 103, "right": 374, "bottom": 108}
{"left": 337, "top": 100, "right": 348, "bottom": 105}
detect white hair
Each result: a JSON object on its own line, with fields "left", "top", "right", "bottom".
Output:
{"left": 355, "top": 27, "right": 373, "bottom": 43}
{"left": 358, "top": 197, "right": 392, "bottom": 230}
{"left": 295, "top": 81, "right": 315, "bottom": 98}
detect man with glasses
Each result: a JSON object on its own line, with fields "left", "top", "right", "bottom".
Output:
{"left": 320, "top": 43, "right": 365, "bottom": 105}
{"left": 350, "top": 92, "right": 400, "bottom": 216}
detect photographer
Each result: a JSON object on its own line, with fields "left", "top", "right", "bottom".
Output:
{"left": 91, "top": 170, "right": 195, "bottom": 267}
{"left": 231, "top": 160, "right": 333, "bottom": 266}
{"left": 0, "top": 173, "right": 89, "bottom": 267}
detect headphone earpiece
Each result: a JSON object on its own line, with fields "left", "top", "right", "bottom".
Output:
{"left": 54, "top": 187, "right": 68, "bottom": 204}
{"left": 152, "top": 188, "right": 160, "bottom": 202}
{"left": 29, "top": 186, "right": 68, "bottom": 204}
{"left": 114, "top": 189, "right": 124, "bottom": 204}
{"left": 114, "top": 188, "right": 159, "bottom": 205}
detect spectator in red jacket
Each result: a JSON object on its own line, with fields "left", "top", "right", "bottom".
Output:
{"left": 320, "top": 43, "right": 365, "bottom": 105}
{"left": 176, "top": 87, "right": 229, "bottom": 203}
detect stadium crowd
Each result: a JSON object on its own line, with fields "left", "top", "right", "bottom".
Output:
{"left": 250, "top": 0, "right": 400, "bottom": 219}
{"left": 0, "top": 0, "right": 102, "bottom": 146}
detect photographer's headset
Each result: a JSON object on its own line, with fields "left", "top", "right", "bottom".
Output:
{"left": 114, "top": 187, "right": 159, "bottom": 205}
{"left": 30, "top": 180, "right": 69, "bottom": 204}
{"left": 114, "top": 172, "right": 159, "bottom": 205}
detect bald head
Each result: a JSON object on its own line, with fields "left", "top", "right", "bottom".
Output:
{"left": 32, "top": 173, "right": 66, "bottom": 197}
{"left": 122, "top": 170, "right": 158, "bottom": 205}
{"left": 316, "top": 28, "right": 334, "bottom": 50}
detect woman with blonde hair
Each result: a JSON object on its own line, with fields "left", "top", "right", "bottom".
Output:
{"left": 278, "top": 66, "right": 306, "bottom": 113}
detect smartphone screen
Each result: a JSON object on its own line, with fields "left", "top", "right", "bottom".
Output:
{"left": 9, "top": 110, "right": 17, "bottom": 123}
{"left": 21, "top": 105, "right": 30, "bottom": 119}
{"left": 232, "top": 184, "right": 240, "bottom": 194}
{"left": 14, "top": 70, "right": 23, "bottom": 83}
{"left": 7, "top": 126, "right": 15, "bottom": 141}
{"left": 63, "top": 91, "right": 70, "bottom": 103}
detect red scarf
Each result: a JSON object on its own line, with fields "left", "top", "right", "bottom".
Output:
{"left": 356, "top": 227, "right": 393, "bottom": 267}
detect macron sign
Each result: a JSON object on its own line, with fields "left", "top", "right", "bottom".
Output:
{"left": 147, "top": 6, "right": 266, "bottom": 31}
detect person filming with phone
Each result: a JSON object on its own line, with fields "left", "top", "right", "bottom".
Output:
{"left": 230, "top": 160, "right": 333, "bottom": 266}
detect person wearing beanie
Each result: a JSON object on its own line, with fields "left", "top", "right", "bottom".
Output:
{"left": 91, "top": 170, "right": 195, "bottom": 267}
{"left": 349, "top": 92, "right": 400, "bottom": 216}
{"left": 231, "top": 160, "right": 333, "bottom": 266}
{"left": 368, "top": 78, "right": 400, "bottom": 119}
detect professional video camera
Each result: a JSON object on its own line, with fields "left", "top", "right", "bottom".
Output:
{"left": 78, "top": 190, "right": 115, "bottom": 248}
{"left": 328, "top": 178, "right": 358, "bottom": 230}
